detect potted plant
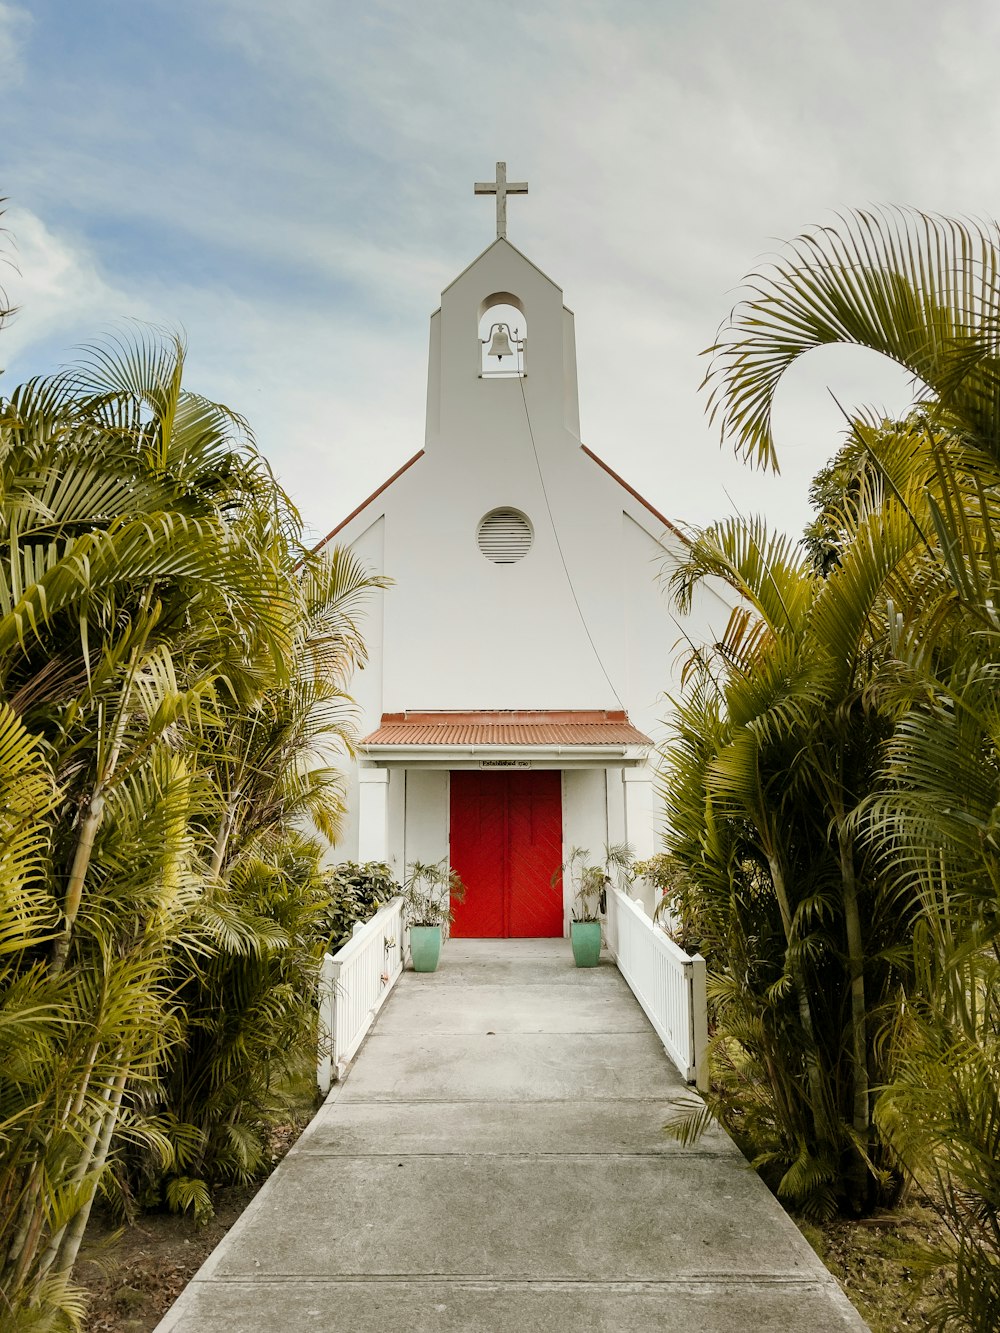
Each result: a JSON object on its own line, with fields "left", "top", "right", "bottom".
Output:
{"left": 401, "top": 860, "right": 466, "bottom": 973}
{"left": 558, "top": 844, "right": 633, "bottom": 967}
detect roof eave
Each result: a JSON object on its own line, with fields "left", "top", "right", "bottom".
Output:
{"left": 441, "top": 236, "right": 564, "bottom": 297}
{"left": 312, "top": 449, "right": 425, "bottom": 554}
{"left": 581, "top": 444, "right": 689, "bottom": 545}
{"left": 359, "top": 742, "right": 651, "bottom": 769}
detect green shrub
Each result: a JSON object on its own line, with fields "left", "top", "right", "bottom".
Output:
{"left": 321, "top": 861, "right": 400, "bottom": 952}
{"left": 634, "top": 852, "right": 703, "bottom": 953}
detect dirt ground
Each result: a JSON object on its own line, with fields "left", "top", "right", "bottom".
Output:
{"left": 75, "top": 1120, "right": 307, "bottom": 1333}
{"left": 801, "top": 1191, "right": 954, "bottom": 1331}
{"left": 76, "top": 1186, "right": 257, "bottom": 1332}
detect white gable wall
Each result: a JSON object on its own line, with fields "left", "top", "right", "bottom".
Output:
{"left": 324, "top": 238, "right": 733, "bottom": 911}
{"left": 326, "top": 515, "right": 386, "bottom": 861}
{"left": 382, "top": 240, "right": 624, "bottom": 711}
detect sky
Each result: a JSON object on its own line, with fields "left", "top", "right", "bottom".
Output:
{"left": 0, "top": 0, "right": 995, "bottom": 546}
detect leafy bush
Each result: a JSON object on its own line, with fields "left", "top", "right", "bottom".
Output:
{"left": 556, "top": 844, "right": 633, "bottom": 922}
{"left": 635, "top": 852, "right": 702, "bottom": 953}
{"left": 321, "top": 861, "right": 400, "bottom": 952}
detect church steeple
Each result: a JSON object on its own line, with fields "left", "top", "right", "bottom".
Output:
{"left": 423, "top": 170, "right": 580, "bottom": 447}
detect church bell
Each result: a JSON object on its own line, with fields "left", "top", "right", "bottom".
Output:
{"left": 486, "top": 323, "right": 515, "bottom": 360}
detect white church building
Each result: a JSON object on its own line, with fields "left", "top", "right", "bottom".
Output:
{"left": 322, "top": 165, "right": 730, "bottom": 938}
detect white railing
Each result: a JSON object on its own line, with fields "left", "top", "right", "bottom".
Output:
{"left": 317, "top": 896, "right": 405, "bottom": 1094}
{"left": 605, "top": 884, "right": 708, "bottom": 1091}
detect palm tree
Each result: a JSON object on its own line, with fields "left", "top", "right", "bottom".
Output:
{"left": 144, "top": 545, "right": 387, "bottom": 1200}
{"left": 0, "top": 329, "right": 383, "bottom": 1326}
{"left": 696, "top": 206, "right": 1000, "bottom": 1320}
{"left": 703, "top": 208, "right": 1000, "bottom": 472}
{"left": 0, "top": 198, "right": 13, "bottom": 336}
{"left": 665, "top": 474, "right": 921, "bottom": 1214}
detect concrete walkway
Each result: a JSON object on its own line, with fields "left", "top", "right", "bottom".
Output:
{"left": 156, "top": 940, "right": 867, "bottom": 1331}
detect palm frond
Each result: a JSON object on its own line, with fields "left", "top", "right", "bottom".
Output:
{"left": 704, "top": 208, "right": 1000, "bottom": 470}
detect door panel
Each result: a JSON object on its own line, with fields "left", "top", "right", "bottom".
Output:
{"left": 450, "top": 771, "right": 563, "bottom": 938}
{"left": 507, "top": 772, "right": 563, "bottom": 937}
{"left": 449, "top": 772, "right": 506, "bottom": 937}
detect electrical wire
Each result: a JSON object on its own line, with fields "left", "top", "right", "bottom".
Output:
{"left": 517, "top": 374, "right": 626, "bottom": 710}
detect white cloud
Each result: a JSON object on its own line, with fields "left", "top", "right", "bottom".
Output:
{"left": 3, "top": 0, "right": 996, "bottom": 545}
{"left": 173, "top": 294, "right": 429, "bottom": 546}
{"left": 0, "top": 208, "right": 427, "bottom": 546}
{"left": 0, "top": 209, "right": 154, "bottom": 376}
{"left": 0, "top": 2, "right": 29, "bottom": 85}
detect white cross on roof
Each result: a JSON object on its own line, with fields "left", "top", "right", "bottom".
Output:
{"left": 474, "top": 161, "right": 528, "bottom": 240}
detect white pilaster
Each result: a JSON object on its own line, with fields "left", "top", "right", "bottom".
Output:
{"left": 358, "top": 768, "right": 390, "bottom": 862}
{"left": 623, "top": 768, "right": 656, "bottom": 861}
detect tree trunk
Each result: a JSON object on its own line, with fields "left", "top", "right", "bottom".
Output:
{"left": 209, "top": 798, "right": 239, "bottom": 881}
{"left": 50, "top": 795, "right": 106, "bottom": 975}
{"left": 33, "top": 1065, "right": 117, "bottom": 1287}
{"left": 53, "top": 1069, "right": 128, "bottom": 1281}
{"left": 50, "top": 613, "right": 153, "bottom": 975}
{"left": 766, "top": 851, "right": 830, "bottom": 1130}
{"left": 838, "top": 829, "right": 870, "bottom": 1128}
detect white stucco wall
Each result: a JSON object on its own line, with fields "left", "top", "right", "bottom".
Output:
{"left": 386, "top": 770, "right": 406, "bottom": 876}
{"left": 605, "top": 768, "right": 628, "bottom": 849}
{"left": 623, "top": 771, "right": 657, "bottom": 860}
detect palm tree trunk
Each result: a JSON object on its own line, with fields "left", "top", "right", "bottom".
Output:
{"left": 7, "top": 1166, "right": 46, "bottom": 1294}
{"left": 52, "top": 1069, "right": 128, "bottom": 1281}
{"left": 33, "top": 1063, "right": 117, "bottom": 1286}
{"left": 50, "top": 611, "right": 153, "bottom": 975}
{"left": 6, "top": 1034, "right": 106, "bottom": 1287}
{"left": 50, "top": 794, "right": 105, "bottom": 975}
{"left": 766, "top": 851, "right": 829, "bottom": 1126}
{"left": 827, "top": 777, "right": 872, "bottom": 1216}
{"left": 209, "top": 798, "right": 239, "bottom": 880}
{"left": 838, "top": 826, "right": 870, "bottom": 1139}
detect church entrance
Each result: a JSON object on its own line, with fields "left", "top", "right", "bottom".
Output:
{"left": 449, "top": 771, "right": 563, "bottom": 937}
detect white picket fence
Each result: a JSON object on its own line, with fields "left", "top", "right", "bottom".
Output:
{"left": 605, "top": 884, "right": 708, "bottom": 1090}
{"left": 317, "top": 896, "right": 405, "bottom": 1094}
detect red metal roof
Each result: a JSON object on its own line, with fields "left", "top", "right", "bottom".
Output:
{"left": 361, "top": 710, "right": 653, "bottom": 748}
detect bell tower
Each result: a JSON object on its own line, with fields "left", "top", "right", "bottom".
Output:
{"left": 479, "top": 295, "right": 526, "bottom": 378}
{"left": 423, "top": 163, "right": 582, "bottom": 452}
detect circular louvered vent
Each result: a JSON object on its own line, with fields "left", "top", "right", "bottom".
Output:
{"left": 477, "top": 508, "right": 533, "bottom": 564}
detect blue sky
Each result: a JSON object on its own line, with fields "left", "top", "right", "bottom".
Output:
{"left": 2, "top": 0, "right": 996, "bottom": 542}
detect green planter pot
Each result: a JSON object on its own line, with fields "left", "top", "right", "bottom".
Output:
{"left": 410, "top": 924, "right": 443, "bottom": 973}
{"left": 570, "top": 919, "right": 602, "bottom": 968}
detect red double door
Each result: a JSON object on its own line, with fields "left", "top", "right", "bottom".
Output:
{"left": 449, "top": 771, "right": 563, "bottom": 938}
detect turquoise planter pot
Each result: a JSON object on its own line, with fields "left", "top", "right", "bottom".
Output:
{"left": 410, "top": 925, "right": 443, "bottom": 973}
{"left": 571, "top": 920, "right": 602, "bottom": 968}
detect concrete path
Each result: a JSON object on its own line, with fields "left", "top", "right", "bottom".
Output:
{"left": 156, "top": 940, "right": 867, "bottom": 1332}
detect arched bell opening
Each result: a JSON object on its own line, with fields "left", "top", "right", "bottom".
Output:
{"left": 478, "top": 291, "right": 526, "bottom": 378}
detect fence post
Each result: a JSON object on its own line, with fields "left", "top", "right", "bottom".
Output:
{"left": 688, "top": 952, "right": 709, "bottom": 1093}
{"left": 604, "top": 884, "right": 617, "bottom": 957}
{"left": 317, "top": 952, "right": 336, "bottom": 1097}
